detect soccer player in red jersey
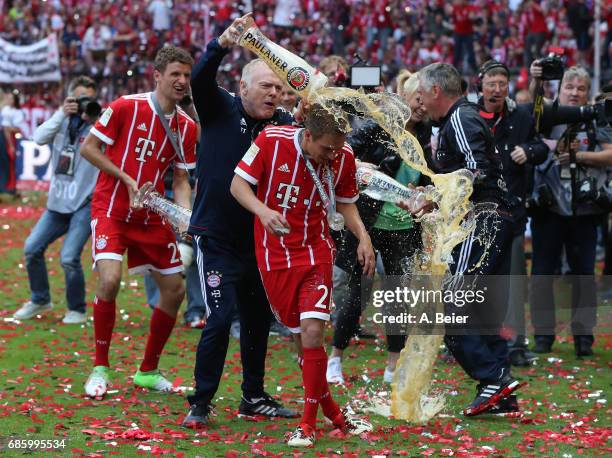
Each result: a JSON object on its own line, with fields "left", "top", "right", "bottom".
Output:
{"left": 80, "top": 45, "right": 198, "bottom": 398}
{"left": 231, "top": 105, "right": 375, "bottom": 447}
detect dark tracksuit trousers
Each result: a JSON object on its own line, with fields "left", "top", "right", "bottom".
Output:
{"left": 444, "top": 211, "right": 514, "bottom": 383}
{"left": 188, "top": 235, "right": 272, "bottom": 406}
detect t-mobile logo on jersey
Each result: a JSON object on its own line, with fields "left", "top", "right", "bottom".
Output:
{"left": 276, "top": 183, "right": 300, "bottom": 209}
{"left": 135, "top": 137, "right": 157, "bottom": 162}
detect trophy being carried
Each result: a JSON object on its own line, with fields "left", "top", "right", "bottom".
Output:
{"left": 133, "top": 182, "right": 191, "bottom": 235}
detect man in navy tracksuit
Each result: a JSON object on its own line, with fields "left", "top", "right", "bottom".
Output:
{"left": 416, "top": 63, "right": 522, "bottom": 417}
{"left": 182, "top": 15, "right": 296, "bottom": 427}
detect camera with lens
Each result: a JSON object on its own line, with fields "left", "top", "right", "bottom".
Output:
{"left": 538, "top": 53, "right": 565, "bottom": 81}
{"left": 526, "top": 184, "right": 555, "bottom": 211}
{"left": 538, "top": 97, "right": 612, "bottom": 131}
{"left": 575, "top": 176, "right": 612, "bottom": 208}
{"left": 76, "top": 96, "right": 102, "bottom": 118}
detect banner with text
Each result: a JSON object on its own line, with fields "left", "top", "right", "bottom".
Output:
{"left": 0, "top": 35, "right": 61, "bottom": 83}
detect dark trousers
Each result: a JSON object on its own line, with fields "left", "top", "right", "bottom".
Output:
{"left": 530, "top": 211, "right": 599, "bottom": 344}
{"left": 332, "top": 226, "right": 421, "bottom": 353}
{"left": 188, "top": 235, "right": 272, "bottom": 406}
{"left": 524, "top": 32, "right": 547, "bottom": 67}
{"left": 0, "top": 130, "right": 15, "bottom": 193}
{"left": 444, "top": 212, "right": 513, "bottom": 383}
{"left": 453, "top": 33, "right": 477, "bottom": 72}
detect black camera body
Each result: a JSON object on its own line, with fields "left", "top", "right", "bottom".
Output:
{"left": 526, "top": 184, "right": 555, "bottom": 211}
{"left": 76, "top": 96, "right": 102, "bottom": 118}
{"left": 539, "top": 53, "right": 565, "bottom": 81}
{"left": 576, "top": 176, "right": 612, "bottom": 208}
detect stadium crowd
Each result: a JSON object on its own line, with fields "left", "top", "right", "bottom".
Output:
{"left": 1, "top": 0, "right": 611, "bottom": 110}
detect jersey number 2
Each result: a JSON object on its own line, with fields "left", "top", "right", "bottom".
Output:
{"left": 314, "top": 285, "right": 329, "bottom": 309}
{"left": 168, "top": 242, "right": 180, "bottom": 264}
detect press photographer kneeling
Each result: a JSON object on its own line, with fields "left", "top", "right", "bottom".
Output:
{"left": 528, "top": 62, "right": 612, "bottom": 357}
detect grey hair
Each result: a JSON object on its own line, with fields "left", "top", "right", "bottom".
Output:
{"left": 241, "top": 58, "right": 267, "bottom": 86}
{"left": 562, "top": 66, "right": 591, "bottom": 91}
{"left": 68, "top": 75, "right": 97, "bottom": 95}
{"left": 418, "top": 63, "right": 462, "bottom": 97}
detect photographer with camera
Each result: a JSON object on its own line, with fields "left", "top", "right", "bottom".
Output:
{"left": 477, "top": 60, "right": 549, "bottom": 367}
{"left": 13, "top": 76, "right": 101, "bottom": 324}
{"left": 528, "top": 63, "right": 612, "bottom": 357}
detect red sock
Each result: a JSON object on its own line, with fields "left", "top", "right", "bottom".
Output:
{"left": 93, "top": 296, "right": 116, "bottom": 367}
{"left": 301, "top": 347, "right": 327, "bottom": 428}
{"left": 140, "top": 308, "right": 176, "bottom": 372}
{"left": 320, "top": 379, "right": 343, "bottom": 427}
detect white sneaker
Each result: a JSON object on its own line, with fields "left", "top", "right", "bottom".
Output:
{"left": 287, "top": 424, "right": 315, "bottom": 447}
{"left": 326, "top": 356, "right": 344, "bottom": 384}
{"left": 62, "top": 311, "right": 87, "bottom": 324}
{"left": 383, "top": 367, "right": 395, "bottom": 383}
{"left": 85, "top": 366, "right": 110, "bottom": 398}
{"left": 343, "top": 409, "right": 373, "bottom": 435}
{"left": 13, "top": 301, "right": 52, "bottom": 320}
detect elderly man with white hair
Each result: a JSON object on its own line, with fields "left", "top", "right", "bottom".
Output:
{"left": 182, "top": 13, "right": 297, "bottom": 428}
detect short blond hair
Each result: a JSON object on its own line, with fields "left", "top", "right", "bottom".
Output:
{"left": 396, "top": 69, "right": 411, "bottom": 96}
{"left": 402, "top": 72, "right": 420, "bottom": 101}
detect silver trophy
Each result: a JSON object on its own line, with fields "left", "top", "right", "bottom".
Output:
{"left": 356, "top": 166, "right": 430, "bottom": 212}
{"left": 133, "top": 182, "right": 191, "bottom": 234}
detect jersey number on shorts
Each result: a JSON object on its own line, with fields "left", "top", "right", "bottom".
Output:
{"left": 314, "top": 285, "right": 329, "bottom": 309}
{"left": 168, "top": 242, "right": 180, "bottom": 264}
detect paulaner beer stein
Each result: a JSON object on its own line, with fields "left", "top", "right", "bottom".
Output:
{"left": 237, "top": 17, "right": 328, "bottom": 99}
{"left": 356, "top": 166, "right": 430, "bottom": 213}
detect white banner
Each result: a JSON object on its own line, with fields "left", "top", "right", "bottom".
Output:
{"left": 0, "top": 34, "right": 61, "bottom": 83}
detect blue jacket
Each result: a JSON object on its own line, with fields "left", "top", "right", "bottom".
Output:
{"left": 188, "top": 38, "right": 294, "bottom": 247}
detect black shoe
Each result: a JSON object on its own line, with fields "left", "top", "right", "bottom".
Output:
{"left": 532, "top": 341, "right": 552, "bottom": 354}
{"left": 483, "top": 395, "right": 522, "bottom": 418}
{"left": 463, "top": 375, "right": 522, "bottom": 417}
{"left": 523, "top": 349, "right": 539, "bottom": 364}
{"left": 355, "top": 326, "right": 376, "bottom": 339}
{"left": 509, "top": 348, "right": 530, "bottom": 367}
{"left": 182, "top": 402, "right": 214, "bottom": 429}
{"left": 269, "top": 320, "right": 292, "bottom": 337}
{"left": 239, "top": 393, "right": 298, "bottom": 418}
{"left": 574, "top": 339, "right": 594, "bottom": 358}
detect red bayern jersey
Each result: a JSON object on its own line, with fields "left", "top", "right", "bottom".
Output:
{"left": 235, "top": 126, "right": 358, "bottom": 271}
{"left": 89, "top": 92, "right": 197, "bottom": 224}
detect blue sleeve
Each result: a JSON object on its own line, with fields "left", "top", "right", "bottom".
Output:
{"left": 191, "top": 38, "right": 233, "bottom": 123}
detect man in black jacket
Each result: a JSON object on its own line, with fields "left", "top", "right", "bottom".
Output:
{"left": 417, "top": 62, "right": 521, "bottom": 417}
{"left": 477, "top": 60, "right": 548, "bottom": 367}
{"left": 183, "top": 14, "right": 296, "bottom": 427}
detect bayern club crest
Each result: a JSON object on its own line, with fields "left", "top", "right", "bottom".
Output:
{"left": 95, "top": 235, "right": 108, "bottom": 250}
{"left": 287, "top": 67, "right": 310, "bottom": 91}
{"left": 207, "top": 273, "right": 221, "bottom": 288}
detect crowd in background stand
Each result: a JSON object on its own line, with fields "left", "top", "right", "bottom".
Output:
{"left": 1, "top": 0, "right": 611, "bottom": 116}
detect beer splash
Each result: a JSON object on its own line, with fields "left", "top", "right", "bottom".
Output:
{"left": 237, "top": 21, "right": 488, "bottom": 423}
{"left": 310, "top": 87, "right": 477, "bottom": 422}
